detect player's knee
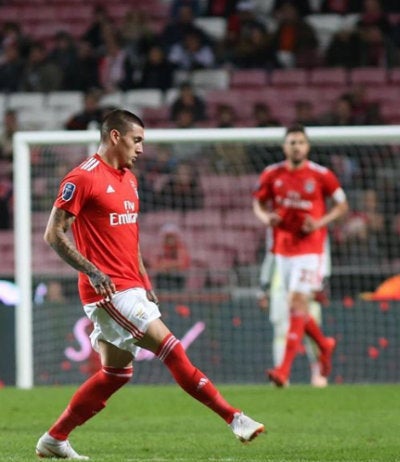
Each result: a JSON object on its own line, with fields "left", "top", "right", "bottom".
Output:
{"left": 289, "top": 292, "right": 309, "bottom": 313}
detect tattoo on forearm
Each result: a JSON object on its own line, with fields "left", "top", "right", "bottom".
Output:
{"left": 50, "top": 209, "right": 97, "bottom": 275}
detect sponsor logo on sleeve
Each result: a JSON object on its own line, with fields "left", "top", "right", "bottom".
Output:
{"left": 62, "top": 182, "right": 76, "bottom": 201}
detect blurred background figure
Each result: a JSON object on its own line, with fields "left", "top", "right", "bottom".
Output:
{"left": 293, "top": 100, "right": 320, "bottom": 126}
{"left": 252, "top": 102, "right": 281, "bottom": 127}
{"left": 0, "top": 109, "right": 18, "bottom": 163}
{"left": 170, "top": 82, "right": 207, "bottom": 123}
{"left": 158, "top": 162, "right": 204, "bottom": 211}
{"left": 139, "top": 45, "right": 174, "bottom": 91}
{"left": 19, "top": 41, "right": 63, "bottom": 92}
{"left": 151, "top": 223, "right": 191, "bottom": 290}
{"left": 65, "top": 89, "right": 103, "bottom": 130}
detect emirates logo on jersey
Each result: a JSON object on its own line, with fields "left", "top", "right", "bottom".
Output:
{"left": 109, "top": 200, "right": 138, "bottom": 226}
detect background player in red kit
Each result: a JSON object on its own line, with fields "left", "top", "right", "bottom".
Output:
{"left": 253, "top": 124, "right": 348, "bottom": 387}
{"left": 36, "top": 110, "right": 264, "bottom": 460}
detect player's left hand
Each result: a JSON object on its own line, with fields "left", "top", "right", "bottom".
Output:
{"left": 146, "top": 289, "right": 159, "bottom": 305}
{"left": 301, "top": 215, "right": 319, "bottom": 233}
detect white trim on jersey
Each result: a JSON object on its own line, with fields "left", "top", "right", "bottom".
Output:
{"left": 80, "top": 157, "right": 100, "bottom": 171}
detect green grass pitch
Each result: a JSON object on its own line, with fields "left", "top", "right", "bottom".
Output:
{"left": 0, "top": 384, "right": 399, "bottom": 462}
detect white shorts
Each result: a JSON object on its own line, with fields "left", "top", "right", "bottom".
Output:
{"left": 83, "top": 288, "right": 161, "bottom": 357}
{"left": 275, "top": 254, "right": 323, "bottom": 296}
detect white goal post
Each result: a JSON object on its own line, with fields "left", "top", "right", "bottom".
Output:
{"left": 13, "top": 125, "right": 400, "bottom": 389}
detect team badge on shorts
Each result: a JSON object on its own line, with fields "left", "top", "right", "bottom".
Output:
{"left": 62, "top": 182, "right": 76, "bottom": 201}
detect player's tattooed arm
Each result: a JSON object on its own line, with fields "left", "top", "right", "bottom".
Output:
{"left": 44, "top": 206, "right": 116, "bottom": 298}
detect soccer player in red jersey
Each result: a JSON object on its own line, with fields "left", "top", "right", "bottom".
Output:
{"left": 35, "top": 110, "right": 264, "bottom": 460}
{"left": 253, "top": 124, "right": 348, "bottom": 387}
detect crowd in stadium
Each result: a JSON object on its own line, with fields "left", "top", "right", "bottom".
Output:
{"left": 1, "top": 0, "right": 400, "bottom": 272}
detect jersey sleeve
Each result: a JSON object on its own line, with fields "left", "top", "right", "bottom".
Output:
{"left": 253, "top": 169, "right": 272, "bottom": 203}
{"left": 321, "top": 169, "right": 343, "bottom": 199}
{"left": 54, "top": 170, "right": 92, "bottom": 216}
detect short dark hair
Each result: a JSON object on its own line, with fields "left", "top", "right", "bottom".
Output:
{"left": 100, "top": 109, "right": 144, "bottom": 141}
{"left": 285, "top": 124, "right": 307, "bottom": 138}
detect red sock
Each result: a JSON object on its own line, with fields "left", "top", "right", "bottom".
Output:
{"left": 49, "top": 366, "right": 133, "bottom": 440}
{"left": 279, "top": 312, "right": 306, "bottom": 376}
{"left": 304, "top": 315, "right": 328, "bottom": 350}
{"left": 157, "top": 334, "right": 239, "bottom": 423}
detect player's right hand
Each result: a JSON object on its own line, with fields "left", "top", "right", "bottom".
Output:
{"left": 256, "top": 289, "right": 269, "bottom": 312}
{"left": 88, "top": 270, "right": 116, "bottom": 299}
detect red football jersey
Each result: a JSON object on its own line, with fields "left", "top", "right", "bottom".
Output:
{"left": 253, "top": 160, "right": 342, "bottom": 256}
{"left": 54, "top": 154, "right": 144, "bottom": 303}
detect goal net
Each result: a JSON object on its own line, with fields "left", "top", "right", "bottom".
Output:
{"left": 11, "top": 126, "right": 400, "bottom": 388}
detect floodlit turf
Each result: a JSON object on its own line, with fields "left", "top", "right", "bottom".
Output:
{"left": 0, "top": 384, "right": 399, "bottom": 461}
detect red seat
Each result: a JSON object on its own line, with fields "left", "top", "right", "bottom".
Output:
{"left": 388, "top": 68, "right": 400, "bottom": 85}
{"left": 309, "top": 67, "right": 348, "bottom": 86}
{"left": 270, "top": 69, "right": 308, "bottom": 86}
{"left": 380, "top": 103, "right": 400, "bottom": 124}
{"left": 367, "top": 85, "right": 400, "bottom": 103}
{"left": 230, "top": 70, "right": 268, "bottom": 89}
{"left": 350, "top": 68, "right": 387, "bottom": 86}
{"left": 183, "top": 210, "right": 222, "bottom": 229}
{"left": 140, "top": 210, "right": 184, "bottom": 229}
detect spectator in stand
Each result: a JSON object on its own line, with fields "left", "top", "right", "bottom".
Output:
{"left": 170, "top": 82, "right": 207, "bottom": 123}
{"left": 205, "top": 0, "right": 237, "bottom": 16}
{"left": 161, "top": 4, "right": 209, "bottom": 52}
{"left": 272, "top": 0, "right": 312, "bottom": 16}
{"left": 0, "top": 43, "right": 24, "bottom": 92}
{"left": 0, "top": 165, "right": 12, "bottom": 230}
{"left": 0, "top": 109, "right": 15, "bottom": 229}
{"left": 173, "top": 107, "right": 198, "bottom": 128}
{"left": 158, "top": 162, "right": 204, "bottom": 211}
{"left": 19, "top": 41, "right": 63, "bottom": 92}
{"left": 65, "top": 90, "right": 104, "bottom": 130}
{"left": 320, "top": 0, "right": 363, "bottom": 13}
{"left": 167, "top": 30, "right": 215, "bottom": 71}
{"left": 215, "top": 103, "right": 237, "bottom": 127}
{"left": 232, "top": 22, "right": 278, "bottom": 69}
{"left": 324, "top": 27, "right": 363, "bottom": 68}
{"left": 210, "top": 104, "right": 251, "bottom": 173}
{"left": 355, "top": 0, "right": 399, "bottom": 66}
{"left": 119, "top": 10, "right": 155, "bottom": 71}
{"left": 69, "top": 40, "right": 100, "bottom": 92}
{"left": 151, "top": 223, "right": 191, "bottom": 290}
{"left": 98, "top": 33, "right": 134, "bottom": 92}
{"left": 139, "top": 45, "right": 174, "bottom": 91}
{"left": 271, "top": 2, "right": 319, "bottom": 68}
{"left": 292, "top": 100, "right": 320, "bottom": 126}
{"left": 347, "top": 84, "right": 385, "bottom": 125}
{"left": 48, "top": 31, "right": 78, "bottom": 91}
{"left": 0, "top": 21, "right": 31, "bottom": 59}
{"left": 82, "top": 5, "right": 114, "bottom": 56}
{"left": 320, "top": 95, "right": 357, "bottom": 126}
{"left": 0, "top": 109, "right": 18, "bottom": 163}
{"left": 358, "top": 23, "right": 400, "bottom": 67}
{"left": 226, "top": 1, "right": 269, "bottom": 49}
{"left": 133, "top": 159, "right": 157, "bottom": 213}
{"left": 358, "top": 0, "right": 391, "bottom": 35}
{"left": 170, "top": 0, "right": 203, "bottom": 18}
{"left": 251, "top": 102, "right": 281, "bottom": 127}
